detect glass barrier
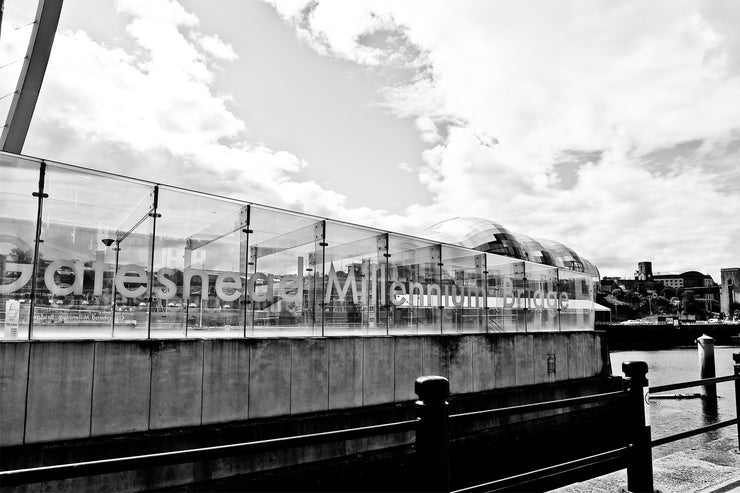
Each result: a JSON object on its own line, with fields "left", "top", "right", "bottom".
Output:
{"left": 523, "top": 263, "right": 560, "bottom": 332}
{"left": 31, "top": 161, "right": 155, "bottom": 339}
{"left": 485, "top": 255, "right": 525, "bottom": 332}
{"left": 558, "top": 270, "right": 595, "bottom": 331}
{"left": 249, "top": 205, "right": 323, "bottom": 336}
{"left": 0, "top": 151, "right": 598, "bottom": 339}
{"left": 440, "top": 245, "right": 487, "bottom": 334}
{"left": 322, "top": 220, "right": 387, "bottom": 336}
{"left": 387, "top": 234, "right": 442, "bottom": 335}
{"left": 155, "top": 187, "right": 247, "bottom": 338}
{"left": 0, "top": 155, "right": 41, "bottom": 339}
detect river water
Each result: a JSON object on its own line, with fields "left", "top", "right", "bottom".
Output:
{"left": 610, "top": 346, "right": 739, "bottom": 458}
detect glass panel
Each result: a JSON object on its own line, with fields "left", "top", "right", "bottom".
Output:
{"left": 322, "top": 221, "right": 387, "bottom": 336}
{"left": 0, "top": 152, "right": 597, "bottom": 339}
{"left": 0, "top": 155, "right": 41, "bottom": 339}
{"left": 440, "top": 245, "right": 487, "bottom": 334}
{"left": 155, "top": 187, "right": 247, "bottom": 338}
{"left": 32, "top": 161, "right": 154, "bottom": 339}
{"left": 249, "top": 205, "right": 322, "bottom": 335}
{"left": 387, "top": 235, "right": 441, "bottom": 335}
{"left": 485, "top": 255, "right": 525, "bottom": 332}
{"left": 558, "top": 270, "right": 595, "bottom": 331}
{"left": 523, "top": 263, "right": 559, "bottom": 332}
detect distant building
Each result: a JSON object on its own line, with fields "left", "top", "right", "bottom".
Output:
{"left": 600, "top": 277, "right": 620, "bottom": 291}
{"left": 637, "top": 261, "right": 653, "bottom": 281}
{"left": 720, "top": 268, "right": 740, "bottom": 319}
{"left": 653, "top": 271, "right": 715, "bottom": 290}
{"left": 653, "top": 274, "right": 683, "bottom": 289}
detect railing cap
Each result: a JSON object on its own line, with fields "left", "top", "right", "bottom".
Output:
{"left": 622, "top": 360, "right": 648, "bottom": 378}
{"left": 415, "top": 375, "right": 449, "bottom": 402}
{"left": 697, "top": 334, "right": 715, "bottom": 343}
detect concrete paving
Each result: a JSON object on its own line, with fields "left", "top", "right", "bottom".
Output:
{"left": 549, "top": 435, "right": 740, "bottom": 493}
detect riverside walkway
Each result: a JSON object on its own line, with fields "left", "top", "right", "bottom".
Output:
{"left": 549, "top": 435, "right": 740, "bottom": 493}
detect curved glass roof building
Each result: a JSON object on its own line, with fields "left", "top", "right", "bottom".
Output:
{"left": 423, "top": 217, "right": 600, "bottom": 277}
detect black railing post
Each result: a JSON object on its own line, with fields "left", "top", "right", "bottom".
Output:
{"left": 734, "top": 352, "right": 740, "bottom": 452}
{"left": 623, "top": 361, "right": 654, "bottom": 493}
{"left": 415, "top": 376, "right": 450, "bottom": 492}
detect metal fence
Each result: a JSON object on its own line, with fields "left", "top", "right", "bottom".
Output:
{"left": 4, "top": 354, "right": 737, "bottom": 492}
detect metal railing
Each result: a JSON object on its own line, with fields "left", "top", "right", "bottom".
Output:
{"left": 0, "top": 419, "right": 417, "bottom": 487}
{"left": 650, "top": 373, "right": 739, "bottom": 448}
{"left": 2, "top": 353, "right": 739, "bottom": 492}
{"left": 442, "top": 352, "right": 740, "bottom": 493}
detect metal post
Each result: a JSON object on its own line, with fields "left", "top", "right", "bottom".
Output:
{"left": 185, "top": 300, "right": 189, "bottom": 337}
{"left": 734, "top": 352, "right": 740, "bottom": 452}
{"left": 697, "top": 334, "right": 717, "bottom": 400}
{"left": 622, "top": 361, "right": 654, "bottom": 493}
{"left": 28, "top": 161, "right": 47, "bottom": 340}
{"left": 242, "top": 205, "right": 251, "bottom": 339}
{"left": 111, "top": 242, "right": 120, "bottom": 337}
{"left": 522, "top": 262, "right": 528, "bottom": 333}
{"left": 146, "top": 185, "right": 160, "bottom": 339}
{"left": 415, "top": 375, "right": 450, "bottom": 493}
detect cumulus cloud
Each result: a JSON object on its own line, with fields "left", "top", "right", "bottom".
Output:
{"left": 414, "top": 116, "right": 441, "bottom": 144}
{"left": 196, "top": 34, "right": 239, "bottom": 61}
{"left": 4, "top": 0, "right": 739, "bottom": 279}
{"left": 14, "top": 0, "right": 418, "bottom": 231}
{"left": 268, "top": 0, "right": 740, "bottom": 279}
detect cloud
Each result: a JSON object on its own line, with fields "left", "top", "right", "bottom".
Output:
{"left": 196, "top": 34, "right": 238, "bottom": 61}
{"left": 268, "top": 0, "right": 740, "bottom": 279}
{"left": 414, "top": 116, "right": 441, "bottom": 144}
{"left": 18, "top": 0, "right": 422, "bottom": 232}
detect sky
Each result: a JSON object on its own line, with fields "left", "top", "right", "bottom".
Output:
{"left": 0, "top": 0, "right": 738, "bottom": 281}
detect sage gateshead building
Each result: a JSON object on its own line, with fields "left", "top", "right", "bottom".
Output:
{"left": 0, "top": 153, "right": 599, "bottom": 340}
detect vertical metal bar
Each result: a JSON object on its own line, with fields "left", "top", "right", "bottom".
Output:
{"left": 384, "top": 234, "right": 389, "bottom": 336}
{"left": 623, "top": 361, "right": 654, "bottom": 493}
{"left": 28, "top": 160, "right": 47, "bottom": 340}
{"left": 556, "top": 269, "right": 561, "bottom": 332}
{"left": 251, "top": 250, "right": 257, "bottom": 337}
{"left": 733, "top": 352, "right": 740, "bottom": 451}
{"left": 111, "top": 242, "right": 120, "bottom": 337}
{"left": 185, "top": 301, "right": 189, "bottom": 337}
{"left": 319, "top": 220, "right": 327, "bottom": 337}
{"left": 436, "top": 244, "right": 443, "bottom": 335}
{"left": 242, "top": 205, "right": 251, "bottom": 339}
{"left": 522, "top": 262, "right": 528, "bottom": 333}
{"left": 415, "top": 376, "right": 450, "bottom": 493}
{"left": 482, "top": 256, "right": 489, "bottom": 334}
{"left": 146, "top": 185, "right": 160, "bottom": 339}
{"left": 384, "top": 233, "right": 390, "bottom": 335}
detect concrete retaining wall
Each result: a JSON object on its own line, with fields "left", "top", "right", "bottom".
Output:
{"left": 0, "top": 331, "right": 609, "bottom": 446}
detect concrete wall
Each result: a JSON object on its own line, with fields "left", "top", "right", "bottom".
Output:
{"left": 0, "top": 331, "right": 609, "bottom": 446}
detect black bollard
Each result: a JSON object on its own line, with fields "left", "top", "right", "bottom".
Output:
{"left": 623, "top": 361, "right": 654, "bottom": 493}
{"left": 734, "top": 353, "right": 740, "bottom": 452}
{"left": 415, "top": 375, "right": 450, "bottom": 493}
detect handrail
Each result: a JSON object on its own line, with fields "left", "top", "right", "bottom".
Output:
{"left": 450, "top": 366, "right": 740, "bottom": 493}
{"left": 650, "top": 374, "right": 738, "bottom": 394}
{"left": 652, "top": 418, "right": 738, "bottom": 447}
{"left": 4, "top": 363, "right": 738, "bottom": 491}
{"left": 450, "top": 390, "right": 625, "bottom": 421}
{"left": 452, "top": 446, "right": 629, "bottom": 493}
{"left": 0, "top": 419, "right": 417, "bottom": 486}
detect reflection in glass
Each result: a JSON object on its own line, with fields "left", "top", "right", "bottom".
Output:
{"left": 0, "top": 152, "right": 599, "bottom": 339}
